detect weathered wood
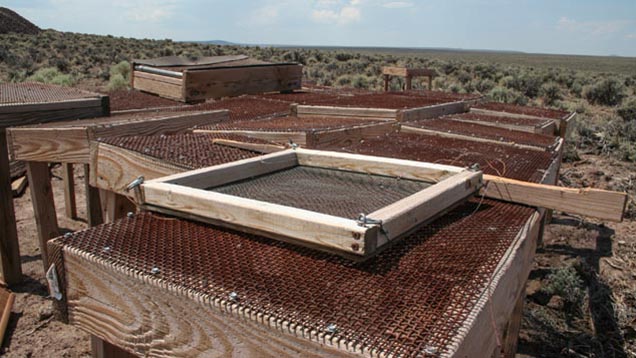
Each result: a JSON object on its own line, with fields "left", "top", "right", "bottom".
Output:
{"left": 0, "top": 131, "right": 22, "bottom": 285}
{"left": 0, "top": 97, "right": 103, "bottom": 115}
{"left": 184, "top": 64, "right": 302, "bottom": 102}
{"left": 84, "top": 164, "right": 103, "bottom": 227}
{"left": 0, "top": 286, "right": 15, "bottom": 342}
{"left": 62, "top": 163, "right": 77, "bottom": 219}
{"left": 482, "top": 174, "right": 627, "bottom": 222}
{"left": 295, "top": 148, "right": 460, "bottom": 183}
{"left": 397, "top": 101, "right": 469, "bottom": 122}
{"left": 9, "top": 111, "right": 228, "bottom": 163}
{"left": 61, "top": 248, "right": 356, "bottom": 358}
{"left": 133, "top": 70, "right": 183, "bottom": 86}
{"left": 559, "top": 112, "right": 576, "bottom": 138}
{"left": 0, "top": 105, "right": 106, "bottom": 129}
{"left": 444, "top": 116, "right": 550, "bottom": 135}
{"left": 211, "top": 139, "right": 285, "bottom": 154}
{"left": 502, "top": 291, "right": 525, "bottom": 358}
{"left": 26, "top": 162, "right": 59, "bottom": 273}
{"left": 102, "top": 192, "right": 136, "bottom": 223}
{"left": 91, "top": 335, "right": 137, "bottom": 358}
{"left": 293, "top": 104, "right": 398, "bottom": 120}
{"left": 400, "top": 125, "right": 549, "bottom": 152}
{"left": 133, "top": 75, "right": 182, "bottom": 101}
{"left": 11, "top": 176, "right": 27, "bottom": 197}
{"left": 449, "top": 211, "right": 541, "bottom": 356}
{"left": 91, "top": 142, "right": 187, "bottom": 196}
{"left": 381, "top": 67, "right": 436, "bottom": 78}
{"left": 195, "top": 129, "right": 308, "bottom": 146}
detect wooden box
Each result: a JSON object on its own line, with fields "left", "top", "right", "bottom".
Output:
{"left": 139, "top": 148, "right": 482, "bottom": 258}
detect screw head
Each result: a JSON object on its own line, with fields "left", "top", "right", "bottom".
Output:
{"left": 102, "top": 246, "right": 111, "bottom": 253}
{"left": 150, "top": 267, "right": 160, "bottom": 275}
{"left": 326, "top": 324, "right": 338, "bottom": 334}
{"left": 127, "top": 212, "right": 134, "bottom": 218}
{"left": 63, "top": 232, "right": 72, "bottom": 239}
{"left": 228, "top": 292, "right": 238, "bottom": 302}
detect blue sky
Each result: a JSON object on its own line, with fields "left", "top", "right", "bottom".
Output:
{"left": 6, "top": 0, "right": 636, "bottom": 56}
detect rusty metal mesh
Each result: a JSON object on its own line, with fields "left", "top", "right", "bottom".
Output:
{"left": 99, "top": 133, "right": 271, "bottom": 170}
{"left": 305, "top": 92, "right": 453, "bottom": 109}
{"left": 0, "top": 82, "right": 101, "bottom": 105}
{"left": 322, "top": 132, "right": 554, "bottom": 183}
{"left": 56, "top": 199, "right": 534, "bottom": 357}
{"left": 210, "top": 166, "right": 430, "bottom": 219}
{"left": 177, "top": 96, "right": 291, "bottom": 121}
{"left": 404, "top": 118, "right": 557, "bottom": 149}
{"left": 200, "top": 115, "right": 385, "bottom": 132}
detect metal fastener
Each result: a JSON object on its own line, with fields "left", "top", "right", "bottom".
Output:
{"left": 127, "top": 212, "right": 134, "bottom": 218}
{"left": 102, "top": 246, "right": 111, "bottom": 253}
{"left": 150, "top": 267, "right": 160, "bottom": 275}
{"left": 228, "top": 292, "right": 238, "bottom": 302}
{"left": 326, "top": 324, "right": 338, "bottom": 334}
{"left": 63, "top": 232, "right": 72, "bottom": 239}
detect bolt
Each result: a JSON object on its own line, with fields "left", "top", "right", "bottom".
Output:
{"left": 150, "top": 267, "right": 160, "bottom": 275}
{"left": 326, "top": 324, "right": 338, "bottom": 334}
{"left": 63, "top": 232, "right": 72, "bottom": 239}
{"left": 102, "top": 246, "right": 111, "bottom": 253}
{"left": 127, "top": 212, "right": 134, "bottom": 218}
{"left": 228, "top": 292, "right": 238, "bottom": 302}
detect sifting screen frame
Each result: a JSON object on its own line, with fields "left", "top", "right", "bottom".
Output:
{"left": 140, "top": 148, "right": 482, "bottom": 258}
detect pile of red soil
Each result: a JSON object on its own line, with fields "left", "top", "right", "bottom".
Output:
{"left": 0, "top": 8, "right": 40, "bottom": 35}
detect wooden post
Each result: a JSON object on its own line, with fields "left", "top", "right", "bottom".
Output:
{"left": 91, "top": 335, "right": 136, "bottom": 358}
{"left": 428, "top": 76, "right": 433, "bottom": 90}
{"left": 62, "top": 163, "right": 77, "bottom": 219}
{"left": 103, "top": 191, "right": 135, "bottom": 223}
{"left": 383, "top": 74, "right": 390, "bottom": 92}
{"left": 405, "top": 75, "right": 412, "bottom": 90}
{"left": 84, "top": 164, "right": 103, "bottom": 227}
{"left": 0, "top": 130, "right": 22, "bottom": 285}
{"left": 26, "top": 161, "right": 59, "bottom": 273}
{"left": 502, "top": 292, "right": 525, "bottom": 357}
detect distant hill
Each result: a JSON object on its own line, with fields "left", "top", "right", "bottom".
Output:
{"left": 0, "top": 7, "right": 40, "bottom": 35}
{"left": 190, "top": 40, "right": 237, "bottom": 46}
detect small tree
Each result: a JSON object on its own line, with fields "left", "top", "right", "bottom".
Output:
{"left": 584, "top": 78, "right": 626, "bottom": 106}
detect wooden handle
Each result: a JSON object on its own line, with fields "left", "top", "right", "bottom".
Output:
{"left": 482, "top": 174, "right": 628, "bottom": 222}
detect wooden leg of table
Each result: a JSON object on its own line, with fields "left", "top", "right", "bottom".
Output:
{"left": 84, "top": 164, "right": 103, "bottom": 227}
{"left": 26, "top": 161, "right": 59, "bottom": 272}
{"left": 0, "top": 131, "right": 22, "bottom": 285}
{"left": 502, "top": 292, "right": 525, "bottom": 358}
{"left": 102, "top": 191, "right": 135, "bottom": 223}
{"left": 405, "top": 75, "right": 412, "bottom": 91}
{"left": 383, "top": 75, "right": 390, "bottom": 92}
{"left": 62, "top": 163, "right": 77, "bottom": 219}
{"left": 91, "top": 335, "right": 137, "bottom": 358}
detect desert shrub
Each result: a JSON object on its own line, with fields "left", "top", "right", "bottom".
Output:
{"left": 351, "top": 74, "right": 369, "bottom": 89}
{"left": 109, "top": 60, "right": 130, "bottom": 81}
{"left": 540, "top": 82, "right": 562, "bottom": 105}
{"left": 487, "top": 86, "right": 527, "bottom": 105}
{"left": 583, "top": 78, "right": 626, "bottom": 106}
{"left": 26, "top": 67, "right": 74, "bottom": 86}
{"left": 334, "top": 52, "right": 353, "bottom": 62}
{"left": 543, "top": 266, "right": 585, "bottom": 306}
{"left": 475, "top": 79, "right": 495, "bottom": 93}
{"left": 335, "top": 74, "right": 352, "bottom": 86}
{"left": 456, "top": 70, "right": 472, "bottom": 84}
{"left": 617, "top": 99, "right": 636, "bottom": 121}
{"left": 107, "top": 73, "right": 128, "bottom": 91}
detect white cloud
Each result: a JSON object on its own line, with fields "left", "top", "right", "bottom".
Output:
{"left": 111, "top": 0, "right": 178, "bottom": 22}
{"left": 382, "top": 1, "right": 414, "bottom": 8}
{"left": 248, "top": 4, "right": 280, "bottom": 25}
{"left": 557, "top": 17, "right": 630, "bottom": 36}
{"left": 310, "top": 0, "right": 362, "bottom": 25}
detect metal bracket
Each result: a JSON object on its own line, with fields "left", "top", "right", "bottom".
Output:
{"left": 289, "top": 140, "right": 299, "bottom": 150}
{"left": 469, "top": 163, "right": 481, "bottom": 172}
{"left": 125, "top": 176, "right": 145, "bottom": 204}
{"left": 46, "top": 264, "right": 63, "bottom": 300}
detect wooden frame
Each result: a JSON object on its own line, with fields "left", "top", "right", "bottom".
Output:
{"left": 468, "top": 108, "right": 575, "bottom": 137}
{"left": 132, "top": 63, "right": 303, "bottom": 103}
{"left": 7, "top": 110, "right": 229, "bottom": 164}
{"left": 140, "top": 148, "right": 482, "bottom": 258}
{"left": 382, "top": 66, "right": 436, "bottom": 91}
{"left": 294, "top": 100, "right": 472, "bottom": 122}
{"left": 194, "top": 121, "right": 399, "bottom": 148}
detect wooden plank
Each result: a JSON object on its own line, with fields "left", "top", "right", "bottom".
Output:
{"left": 133, "top": 76, "right": 183, "bottom": 102}
{"left": 294, "top": 104, "right": 398, "bottom": 120}
{"left": 483, "top": 174, "right": 628, "bottom": 222}
{"left": 449, "top": 211, "right": 541, "bottom": 356}
{"left": 133, "top": 70, "right": 183, "bottom": 86}
{"left": 443, "top": 116, "right": 539, "bottom": 134}
{"left": 559, "top": 112, "right": 576, "bottom": 138}
{"left": 154, "top": 149, "right": 298, "bottom": 189}
{"left": 91, "top": 142, "right": 187, "bottom": 196}
{"left": 0, "top": 98, "right": 103, "bottom": 115}
{"left": 308, "top": 122, "right": 398, "bottom": 149}
{"left": 0, "top": 105, "right": 106, "bottom": 129}
{"left": 381, "top": 67, "right": 409, "bottom": 77}
{"left": 0, "top": 131, "right": 22, "bottom": 285}
{"left": 26, "top": 161, "right": 59, "bottom": 273}
{"left": 11, "top": 176, "right": 27, "bottom": 197}
{"left": 91, "top": 336, "right": 137, "bottom": 358}
{"left": 295, "top": 148, "right": 461, "bottom": 183}
{"left": 469, "top": 107, "right": 563, "bottom": 122}
{"left": 185, "top": 64, "right": 302, "bottom": 102}
{"left": 211, "top": 139, "right": 286, "bottom": 154}
{"left": 397, "top": 101, "right": 469, "bottom": 122}
{"left": 8, "top": 127, "right": 89, "bottom": 163}
{"left": 142, "top": 182, "right": 371, "bottom": 254}
{"left": 194, "top": 129, "right": 308, "bottom": 146}
{"left": 84, "top": 164, "right": 103, "bottom": 227}
{"left": 369, "top": 170, "right": 481, "bottom": 247}
{"left": 0, "top": 286, "right": 15, "bottom": 343}
{"left": 62, "top": 163, "right": 77, "bottom": 218}
{"left": 61, "top": 248, "right": 356, "bottom": 357}
{"left": 400, "top": 125, "right": 548, "bottom": 152}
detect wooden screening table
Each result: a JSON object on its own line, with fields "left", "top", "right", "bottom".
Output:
{"left": 7, "top": 109, "right": 229, "bottom": 275}
{"left": 0, "top": 83, "right": 108, "bottom": 285}
{"left": 382, "top": 66, "right": 436, "bottom": 91}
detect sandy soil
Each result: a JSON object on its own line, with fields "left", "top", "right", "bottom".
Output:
{"left": 1, "top": 154, "right": 634, "bottom": 357}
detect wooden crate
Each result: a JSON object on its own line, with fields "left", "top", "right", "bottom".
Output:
{"left": 139, "top": 148, "right": 482, "bottom": 258}
{"left": 132, "top": 57, "right": 303, "bottom": 103}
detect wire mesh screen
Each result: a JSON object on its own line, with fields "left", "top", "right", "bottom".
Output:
{"left": 209, "top": 166, "right": 431, "bottom": 219}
